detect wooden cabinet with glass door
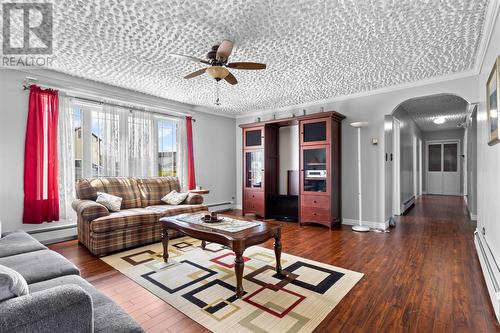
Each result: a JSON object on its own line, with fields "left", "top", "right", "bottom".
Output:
{"left": 299, "top": 114, "right": 343, "bottom": 228}
{"left": 242, "top": 127, "right": 265, "bottom": 216}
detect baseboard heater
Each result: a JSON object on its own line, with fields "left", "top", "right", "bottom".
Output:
{"left": 474, "top": 229, "right": 500, "bottom": 322}
{"left": 207, "top": 201, "right": 232, "bottom": 209}
{"left": 401, "top": 196, "right": 415, "bottom": 214}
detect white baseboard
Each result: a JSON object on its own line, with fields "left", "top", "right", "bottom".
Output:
{"left": 233, "top": 204, "right": 242, "bottom": 210}
{"left": 342, "top": 218, "right": 389, "bottom": 230}
{"left": 474, "top": 229, "right": 500, "bottom": 323}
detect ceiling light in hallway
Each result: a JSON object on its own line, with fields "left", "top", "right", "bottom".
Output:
{"left": 433, "top": 117, "right": 446, "bottom": 124}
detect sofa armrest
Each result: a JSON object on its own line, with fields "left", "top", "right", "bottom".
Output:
{"left": 0, "top": 285, "right": 93, "bottom": 333}
{"left": 184, "top": 193, "right": 204, "bottom": 205}
{"left": 72, "top": 199, "right": 109, "bottom": 221}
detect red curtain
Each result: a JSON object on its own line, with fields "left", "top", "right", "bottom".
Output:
{"left": 186, "top": 116, "right": 196, "bottom": 190}
{"left": 23, "top": 85, "right": 59, "bottom": 224}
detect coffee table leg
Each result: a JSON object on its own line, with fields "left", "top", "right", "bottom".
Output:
{"left": 234, "top": 251, "right": 245, "bottom": 298}
{"left": 274, "top": 230, "right": 283, "bottom": 276}
{"left": 162, "top": 224, "right": 169, "bottom": 262}
{"left": 201, "top": 240, "right": 206, "bottom": 250}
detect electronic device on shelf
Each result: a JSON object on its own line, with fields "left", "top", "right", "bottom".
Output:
{"left": 305, "top": 170, "right": 327, "bottom": 178}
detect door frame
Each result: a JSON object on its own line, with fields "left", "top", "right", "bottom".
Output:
{"left": 418, "top": 138, "right": 423, "bottom": 196}
{"left": 392, "top": 118, "right": 401, "bottom": 215}
{"left": 425, "top": 139, "right": 461, "bottom": 195}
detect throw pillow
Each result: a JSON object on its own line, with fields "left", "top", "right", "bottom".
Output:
{"left": 161, "top": 190, "right": 189, "bottom": 205}
{"left": 0, "top": 264, "right": 29, "bottom": 302}
{"left": 96, "top": 192, "right": 122, "bottom": 212}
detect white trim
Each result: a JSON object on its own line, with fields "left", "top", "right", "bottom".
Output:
{"left": 474, "top": 229, "right": 500, "bottom": 323}
{"left": 343, "top": 218, "right": 389, "bottom": 230}
{"left": 234, "top": 204, "right": 242, "bottom": 210}
{"left": 475, "top": 0, "right": 500, "bottom": 73}
{"left": 470, "top": 213, "right": 478, "bottom": 221}
{"left": 393, "top": 118, "right": 401, "bottom": 215}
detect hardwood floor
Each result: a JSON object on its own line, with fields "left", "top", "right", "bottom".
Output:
{"left": 50, "top": 195, "right": 500, "bottom": 332}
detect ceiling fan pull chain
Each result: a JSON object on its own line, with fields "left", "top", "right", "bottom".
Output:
{"left": 215, "top": 81, "right": 221, "bottom": 106}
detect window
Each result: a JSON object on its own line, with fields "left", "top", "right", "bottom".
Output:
{"left": 157, "top": 117, "right": 177, "bottom": 176}
{"left": 71, "top": 100, "right": 179, "bottom": 180}
{"left": 91, "top": 109, "right": 121, "bottom": 177}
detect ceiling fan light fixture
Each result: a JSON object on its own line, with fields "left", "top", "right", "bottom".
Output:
{"left": 206, "top": 66, "right": 229, "bottom": 80}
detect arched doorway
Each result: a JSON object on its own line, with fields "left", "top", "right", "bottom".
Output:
{"left": 384, "top": 93, "right": 476, "bottom": 220}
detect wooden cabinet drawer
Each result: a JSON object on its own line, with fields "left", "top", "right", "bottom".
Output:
{"left": 244, "top": 191, "right": 264, "bottom": 216}
{"left": 300, "top": 207, "right": 330, "bottom": 223}
{"left": 301, "top": 195, "right": 330, "bottom": 207}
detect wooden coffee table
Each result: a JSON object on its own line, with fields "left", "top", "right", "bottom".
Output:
{"left": 159, "top": 213, "right": 282, "bottom": 298}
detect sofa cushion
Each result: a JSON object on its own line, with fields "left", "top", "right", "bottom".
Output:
{"left": 0, "top": 249, "right": 79, "bottom": 284}
{"left": 0, "top": 231, "right": 47, "bottom": 258}
{"left": 136, "top": 177, "right": 181, "bottom": 207}
{"left": 29, "top": 275, "right": 144, "bottom": 333}
{"left": 161, "top": 190, "right": 189, "bottom": 205}
{"left": 91, "top": 208, "right": 160, "bottom": 233}
{"left": 0, "top": 264, "right": 29, "bottom": 301}
{"left": 145, "top": 204, "right": 208, "bottom": 217}
{"left": 96, "top": 192, "right": 122, "bottom": 212}
{"left": 76, "top": 177, "right": 141, "bottom": 209}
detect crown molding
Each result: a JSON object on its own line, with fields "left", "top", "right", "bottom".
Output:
{"left": 235, "top": 69, "right": 478, "bottom": 119}
{"left": 475, "top": 0, "right": 500, "bottom": 73}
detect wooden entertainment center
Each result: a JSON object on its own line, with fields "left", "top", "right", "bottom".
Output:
{"left": 240, "top": 111, "right": 345, "bottom": 228}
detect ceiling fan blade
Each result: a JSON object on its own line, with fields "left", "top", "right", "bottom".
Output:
{"left": 224, "top": 71, "right": 238, "bottom": 85}
{"left": 226, "top": 62, "right": 266, "bottom": 70}
{"left": 184, "top": 68, "right": 207, "bottom": 79}
{"left": 216, "top": 40, "right": 234, "bottom": 62}
{"left": 169, "top": 53, "right": 210, "bottom": 64}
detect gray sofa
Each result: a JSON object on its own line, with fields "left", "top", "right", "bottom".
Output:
{"left": 0, "top": 231, "right": 144, "bottom": 333}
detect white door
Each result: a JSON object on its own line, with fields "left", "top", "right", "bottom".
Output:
{"left": 426, "top": 141, "right": 460, "bottom": 195}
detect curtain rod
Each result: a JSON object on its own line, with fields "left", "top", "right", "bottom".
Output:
{"left": 22, "top": 82, "right": 196, "bottom": 122}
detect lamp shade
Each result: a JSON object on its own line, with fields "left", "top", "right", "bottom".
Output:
{"left": 206, "top": 66, "right": 229, "bottom": 80}
{"left": 350, "top": 121, "right": 369, "bottom": 128}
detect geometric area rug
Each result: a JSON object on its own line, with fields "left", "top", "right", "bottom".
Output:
{"left": 101, "top": 236, "right": 363, "bottom": 333}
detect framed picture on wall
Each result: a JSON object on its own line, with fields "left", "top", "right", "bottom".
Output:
{"left": 487, "top": 55, "right": 500, "bottom": 146}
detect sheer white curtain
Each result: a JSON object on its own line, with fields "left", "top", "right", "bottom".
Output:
{"left": 176, "top": 117, "right": 188, "bottom": 190}
{"left": 128, "top": 110, "right": 156, "bottom": 177}
{"left": 95, "top": 104, "right": 122, "bottom": 176}
{"left": 57, "top": 94, "right": 76, "bottom": 220}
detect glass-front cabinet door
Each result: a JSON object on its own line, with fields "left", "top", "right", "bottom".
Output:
{"left": 245, "top": 150, "right": 264, "bottom": 189}
{"left": 301, "top": 146, "right": 329, "bottom": 194}
{"left": 244, "top": 127, "right": 264, "bottom": 148}
{"left": 300, "top": 118, "right": 330, "bottom": 145}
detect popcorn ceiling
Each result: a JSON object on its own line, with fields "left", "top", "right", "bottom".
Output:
{"left": 21, "top": 0, "right": 488, "bottom": 115}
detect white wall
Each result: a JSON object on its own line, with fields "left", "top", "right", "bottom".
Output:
{"left": 0, "top": 68, "right": 235, "bottom": 242}
{"left": 278, "top": 126, "right": 299, "bottom": 195}
{"left": 477, "top": 7, "right": 500, "bottom": 266}
{"left": 421, "top": 128, "right": 465, "bottom": 194}
{"left": 235, "top": 75, "right": 479, "bottom": 225}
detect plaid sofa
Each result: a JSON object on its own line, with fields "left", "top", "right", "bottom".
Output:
{"left": 72, "top": 177, "right": 207, "bottom": 256}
